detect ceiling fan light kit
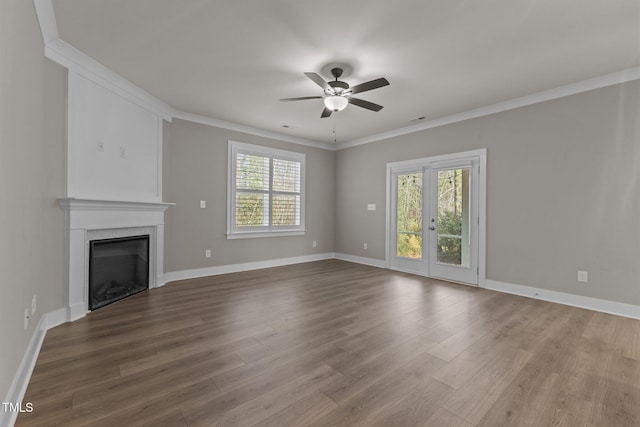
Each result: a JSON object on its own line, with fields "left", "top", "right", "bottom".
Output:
{"left": 324, "top": 95, "right": 348, "bottom": 112}
{"left": 280, "top": 67, "right": 389, "bottom": 118}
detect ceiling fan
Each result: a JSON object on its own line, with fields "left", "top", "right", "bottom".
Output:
{"left": 280, "top": 67, "right": 390, "bottom": 118}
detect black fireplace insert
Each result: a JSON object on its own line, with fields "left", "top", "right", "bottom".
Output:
{"left": 89, "top": 234, "right": 149, "bottom": 310}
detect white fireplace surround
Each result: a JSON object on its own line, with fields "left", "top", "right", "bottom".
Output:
{"left": 58, "top": 198, "right": 173, "bottom": 321}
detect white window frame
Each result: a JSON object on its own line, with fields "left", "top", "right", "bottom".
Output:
{"left": 227, "top": 141, "right": 305, "bottom": 239}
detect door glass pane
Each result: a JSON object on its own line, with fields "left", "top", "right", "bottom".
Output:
{"left": 436, "top": 168, "right": 470, "bottom": 266}
{"left": 396, "top": 173, "right": 423, "bottom": 259}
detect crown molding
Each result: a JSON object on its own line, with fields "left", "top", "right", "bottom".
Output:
{"left": 32, "top": 0, "right": 639, "bottom": 152}
{"left": 45, "top": 39, "right": 174, "bottom": 121}
{"left": 33, "top": 0, "right": 58, "bottom": 44}
{"left": 336, "top": 67, "right": 640, "bottom": 150}
{"left": 173, "top": 110, "right": 335, "bottom": 151}
{"left": 35, "top": 0, "right": 173, "bottom": 120}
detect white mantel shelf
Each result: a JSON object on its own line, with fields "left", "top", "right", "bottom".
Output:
{"left": 58, "top": 198, "right": 174, "bottom": 212}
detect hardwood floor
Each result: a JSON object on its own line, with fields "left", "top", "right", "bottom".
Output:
{"left": 17, "top": 259, "right": 640, "bottom": 426}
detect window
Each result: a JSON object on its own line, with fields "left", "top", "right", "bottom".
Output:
{"left": 227, "top": 141, "right": 305, "bottom": 238}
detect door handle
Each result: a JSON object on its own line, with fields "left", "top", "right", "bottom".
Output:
{"left": 429, "top": 226, "right": 435, "bottom": 231}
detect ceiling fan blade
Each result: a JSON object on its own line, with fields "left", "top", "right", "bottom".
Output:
{"left": 321, "top": 107, "right": 333, "bottom": 118}
{"left": 305, "top": 72, "right": 330, "bottom": 91}
{"left": 348, "top": 97, "right": 384, "bottom": 112}
{"left": 280, "top": 96, "right": 323, "bottom": 102}
{"left": 349, "top": 77, "right": 390, "bottom": 95}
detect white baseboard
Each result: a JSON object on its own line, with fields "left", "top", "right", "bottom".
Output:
{"left": 484, "top": 279, "right": 640, "bottom": 320}
{"left": 1, "top": 308, "right": 66, "bottom": 427}
{"left": 67, "top": 303, "right": 86, "bottom": 322}
{"left": 163, "top": 252, "right": 336, "bottom": 284}
{"left": 334, "top": 253, "right": 386, "bottom": 269}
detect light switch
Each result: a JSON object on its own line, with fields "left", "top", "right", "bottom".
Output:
{"left": 200, "top": 200, "right": 206, "bottom": 208}
{"left": 97, "top": 140, "right": 105, "bottom": 152}
{"left": 119, "top": 146, "right": 126, "bottom": 159}
{"left": 577, "top": 271, "right": 588, "bottom": 283}
{"left": 367, "top": 204, "right": 376, "bottom": 211}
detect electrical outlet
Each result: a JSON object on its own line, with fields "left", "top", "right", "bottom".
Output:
{"left": 97, "top": 140, "right": 105, "bottom": 152}
{"left": 367, "top": 204, "right": 376, "bottom": 211}
{"left": 200, "top": 200, "right": 206, "bottom": 208}
{"left": 363, "top": 243, "right": 368, "bottom": 250}
{"left": 24, "top": 308, "right": 29, "bottom": 330}
{"left": 312, "top": 241, "right": 317, "bottom": 248}
{"left": 577, "top": 271, "right": 588, "bottom": 283}
{"left": 31, "top": 295, "right": 37, "bottom": 316}
{"left": 205, "top": 249, "right": 211, "bottom": 258}
{"left": 119, "top": 146, "right": 126, "bottom": 159}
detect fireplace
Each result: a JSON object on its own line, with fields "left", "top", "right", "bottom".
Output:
{"left": 89, "top": 235, "right": 150, "bottom": 310}
{"left": 58, "top": 198, "right": 172, "bottom": 321}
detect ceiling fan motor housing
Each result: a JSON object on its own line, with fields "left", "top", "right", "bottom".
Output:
{"left": 328, "top": 80, "right": 349, "bottom": 94}
{"left": 327, "top": 67, "right": 349, "bottom": 94}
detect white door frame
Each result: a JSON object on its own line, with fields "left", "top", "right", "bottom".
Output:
{"left": 385, "top": 149, "right": 487, "bottom": 287}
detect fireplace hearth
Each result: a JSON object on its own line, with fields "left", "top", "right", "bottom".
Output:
{"left": 89, "top": 235, "right": 150, "bottom": 310}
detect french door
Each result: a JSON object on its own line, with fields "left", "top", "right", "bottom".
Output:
{"left": 387, "top": 150, "right": 485, "bottom": 286}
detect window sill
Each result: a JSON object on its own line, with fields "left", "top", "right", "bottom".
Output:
{"left": 226, "top": 230, "right": 306, "bottom": 240}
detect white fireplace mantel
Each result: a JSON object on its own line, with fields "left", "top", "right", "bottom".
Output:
{"left": 58, "top": 198, "right": 174, "bottom": 321}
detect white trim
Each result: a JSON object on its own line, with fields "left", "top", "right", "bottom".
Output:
{"left": 156, "top": 119, "right": 164, "bottom": 200}
{"left": 334, "top": 253, "right": 386, "bottom": 269}
{"left": 477, "top": 150, "right": 487, "bottom": 287}
{"left": 227, "top": 141, "right": 306, "bottom": 238}
{"left": 386, "top": 265, "right": 427, "bottom": 277}
{"left": 33, "top": 0, "right": 58, "bottom": 44}
{"left": 173, "top": 111, "right": 334, "bottom": 151}
{"left": 484, "top": 279, "right": 640, "bottom": 320}
{"left": 32, "top": 1, "right": 640, "bottom": 152}
{"left": 32, "top": 0, "right": 640, "bottom": 152}
{"left": 1, "top": 308, "right": 66, "bottom": 427}
{"left": 385, "top": 149, "right": 487, "bottom": 286}
{"left": 58, "top": 199, "right": 171, "bottom": 321}
{"left": 386, "top": 149, "right": 487, "bottom": 170}
{"left": 336, "top": 67, "right": 640, "bottom": 150}
{"left": 58, "top": 198, "right": 174, "bottom": 212}
{"left": 45, "top": 40, "right": 174, "bottom": 121}
{"left": 226, "top": 230, "right": 305, "bottom": 240}
{"left": 163, "top": 253, "right": 336, "bottom": 284}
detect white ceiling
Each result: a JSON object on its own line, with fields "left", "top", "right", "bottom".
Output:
{"left": 51, "top": 0, "right": 639, "bottom": 145}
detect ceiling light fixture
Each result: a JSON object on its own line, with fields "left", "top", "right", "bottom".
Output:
{"left": 324, "top": 95, "right": 348, "bottom": 112}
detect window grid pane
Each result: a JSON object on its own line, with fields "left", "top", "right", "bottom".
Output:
{"left": 272, "top": 159, "right": 301, "bottom": 193}
{"left": 272, "top": 194, "right": 300, "bottom": 226}
{"left": 236, "top": 153, "right": 269, "bottom": 191}
{"left": 396, "top": 173, "right": 423, "bottom": 259}
{"left": 235, "top": 192, "right": 269, "bottom": 227}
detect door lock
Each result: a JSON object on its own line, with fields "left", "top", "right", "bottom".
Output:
{"left": 429, "top": 226, "right": 435, "bottom": 230}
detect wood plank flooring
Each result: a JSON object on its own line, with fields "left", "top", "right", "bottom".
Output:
{"left": 17, "top": 260, "right": 640, "bottom": 426}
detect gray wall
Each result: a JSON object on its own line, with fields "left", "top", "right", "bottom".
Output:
{"left": 163, "top": 119, "right": 335, "bottom": 272}
{"left": 0, "top": 0, "right": 66, "bottom": 405}
{"left": 336, "top": 81, "right": 640, "bottom": 306}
